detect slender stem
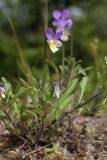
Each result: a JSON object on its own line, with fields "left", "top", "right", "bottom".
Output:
{"left": 46, "top": 59, "right": 59, "bottom": 75}
{"left": 75, "top": 90, "right": 103, "bottom": 109}
{"left": 6, "top": 15, "right": 31, "bottom": 82}
{"left": 70, "top": 32, "right": 73, "bottom": 58}
{"left": 44, "top": 0, "right": 48, "bottom": 64}
{"left": 44, "top": 0, "right": 48, "bottom": 31}
{"left": 62, "top": 43, "right": 65, "bottom": 67}
{"left": 3, "top": 109, "right": 16, "bottom": 129}
{"left": 24, "top": 142, "right": 53, "bottom": 158}
{"left": 60, "top": 90, "right": 103, "bottom": 121}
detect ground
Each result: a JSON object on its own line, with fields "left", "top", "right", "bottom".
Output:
{"left": 0, "top": 113, "right": 107, "bottom": 160}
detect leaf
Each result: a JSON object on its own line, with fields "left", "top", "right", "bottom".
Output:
{"left": 20, "top": 76, "right": 39, "bottom": 104}
{"left": 46, "top": 143, "right": 59, "bottom": 153}
{"left": 79, "top": 76, "right": 88, "bottom": 103}
{"left": 2, "top": 77, "right": 13, "bottom": 102}
{"left": 15, "top": 86, "right": 32, "bottom": 98}
{"left": 105, "top": 56, "right": 107, "bottom": 65}
{"left": 24, "top": 74, "right": 38, "bottom": 89}
{"left": 19, "top": 78, "right": 29, "bottom": 87}
{"left": 46, "top": 79, "right": 78, "bottom": 123}
{"left": 41, "top": 66, "right": 51, "bottom": 100}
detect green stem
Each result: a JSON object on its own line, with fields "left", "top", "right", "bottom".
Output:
{"left": 62, "top": 43, "right": 65, "bottom": 67}
{"left": 46, "top": 60, "right": 59, "bottom": 75}
{"left": 44, "top": 0, "right": 48, "bottom": 64}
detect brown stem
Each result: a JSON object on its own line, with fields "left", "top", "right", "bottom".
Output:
{"left": 44, "top": 0, "right": 48, "bottom": 64}
{"left": 23, "top": 142, "right": 53, "bottom": 158}
{"left": 3, "top": 109, "right": 16, "bottom": 129}
{"left": 76, "top": 90, "right": 103, "bottom": 109}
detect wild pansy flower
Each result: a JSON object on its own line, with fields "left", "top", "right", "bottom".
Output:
{"left": 0, "top": 82, "right": 5, "bottom": 98}
{"left": 52, "top": 9, "right": 73, "bottom": 41}
{"left": 45, "top": 28, "right": 63, "bottom": 53}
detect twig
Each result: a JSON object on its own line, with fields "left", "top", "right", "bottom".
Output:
{"left": 23, "top": 142, "right": 53, "bottom": 158}
{"left": 3, "top": 109, "right": 16, "bottom": 129}
{"left": 58, "top": 90, "right": 103, "bottom": 124}
{"left": 76, "top": 90, "right": 103, "bottom": 109}
{"left": 19, "top": 142, "right": 27, "bottom": 149}
{"left": 97, "top": 139, "right": 107, "bottom": 153}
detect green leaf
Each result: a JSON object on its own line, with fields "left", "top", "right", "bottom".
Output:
{"left": 79, "top": 76, "right": 88, "bottom": 103}
{"left": 41, "top": 66, "right": 51, "bottom": 100}
{"left": 46, "top": 79, "right": 78, "bottom": 123}
{"left": 105, "top": 56, "right": 107, "bottom": 65}
{"left": 2, "top": 77, "right": 13, "bottom": 102}
{"left": 19, "top": 78, "right": 29, "bottom": 87}
{"left": 15, "top": 86, "right": 32, "bottom": 98}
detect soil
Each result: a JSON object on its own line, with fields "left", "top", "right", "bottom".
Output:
{"left": 0, "top": 113, "right": 107, "bottom": 160}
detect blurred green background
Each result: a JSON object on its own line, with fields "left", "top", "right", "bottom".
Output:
{"left": 0, "top": 0, "right": 107, "bottom": 79}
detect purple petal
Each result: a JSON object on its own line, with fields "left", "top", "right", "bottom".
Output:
{"left": 52, "top": 20, "right": 58, "bottom": 26}
{"left": 53, "top": 31, "right": 63, "bottom": 40}
{"left": 52, "top": 10, "right": 61, "bottom": 20}
{"left": 66, "top": 19, "right": 73, "bottom": 29}
{"left": 57, "top": 19, "right": 65, "bottom": 28}
{"left": 0, "top": 87, "right": 5, "bottom": 93}
{"left": 62, "top": 9, "right": 70, "bottom": 19}
{"left": 45, "top": 28, "right": 54, "bottom": 39}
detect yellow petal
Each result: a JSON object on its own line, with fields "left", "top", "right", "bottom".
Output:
{"left": 49, "top": 40, "right": 59, "bottom": 53}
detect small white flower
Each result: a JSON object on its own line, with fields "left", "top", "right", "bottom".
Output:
{"left": 55, "top": 83, "right": 60, "bottom": 98}
{"left": 52, "top": 81, "right": 60, "bottom": 98}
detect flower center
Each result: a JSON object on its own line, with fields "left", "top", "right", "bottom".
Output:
{"left": 49, "top": 40, "right": 55, "bottom": 49}
{"left": 48, "top": 40, "right": 59, "bottom": 53}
